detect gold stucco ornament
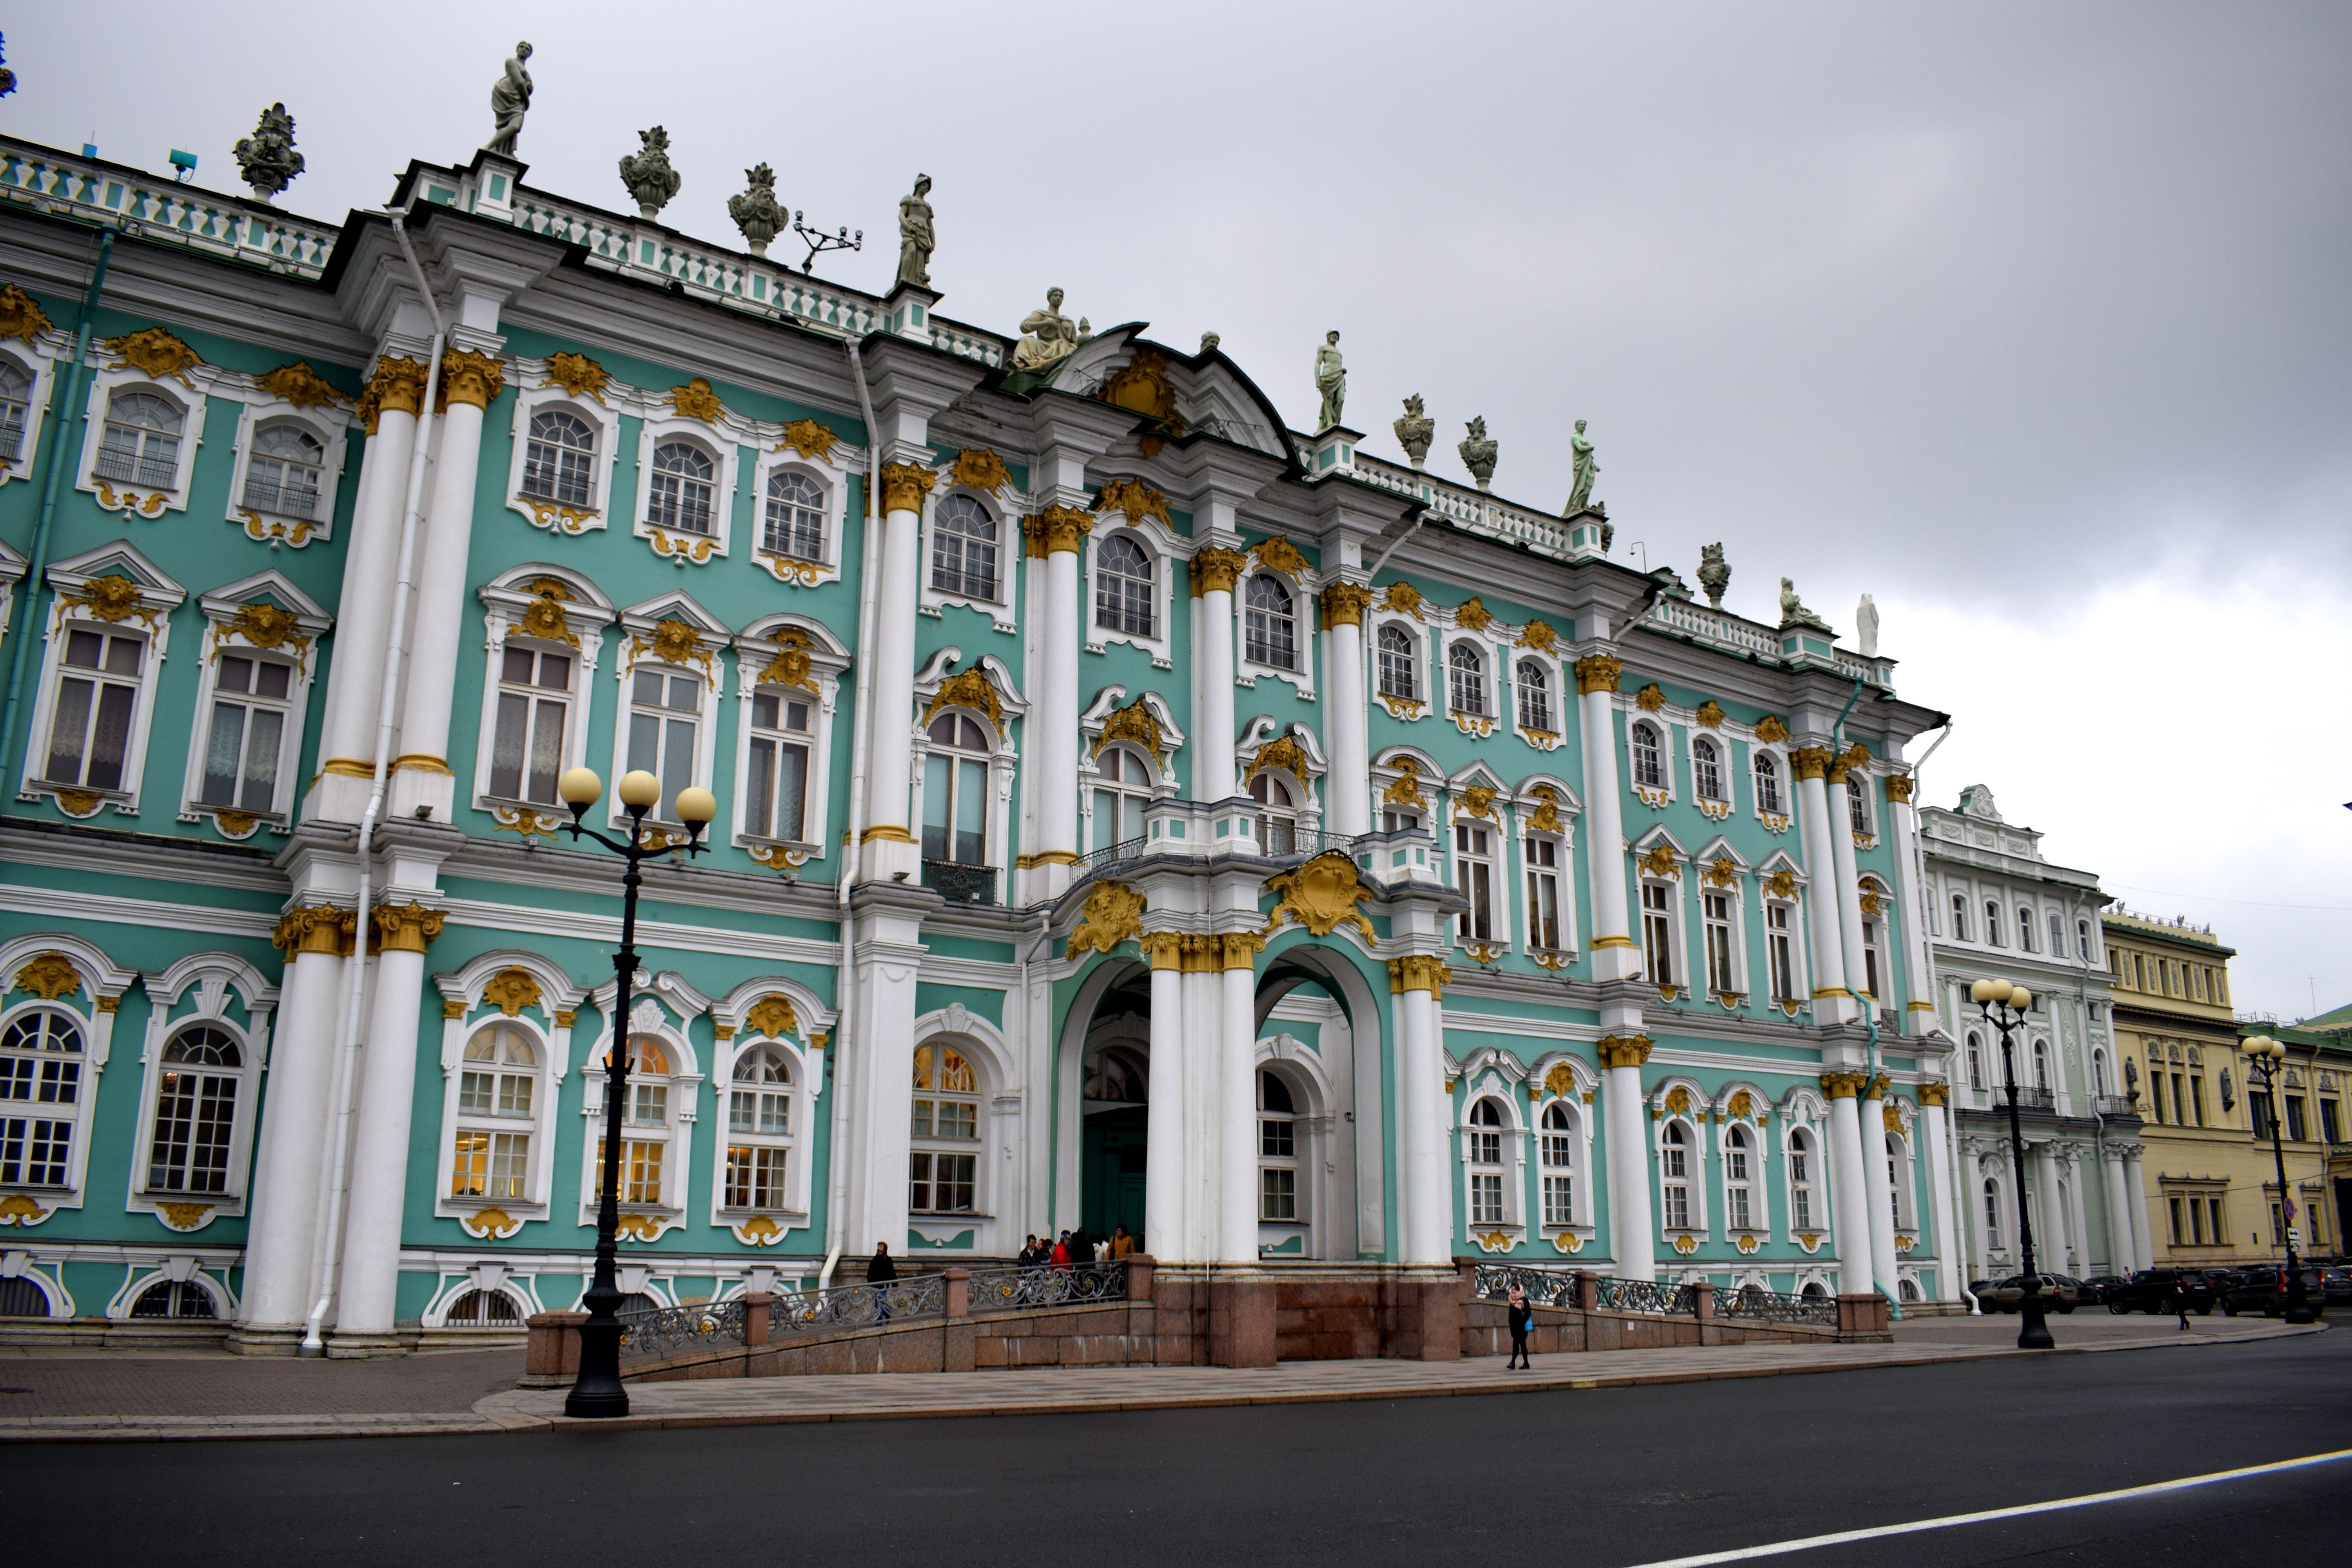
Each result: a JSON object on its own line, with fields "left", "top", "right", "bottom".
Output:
{"left": 1066, "top": 882, "right": 1147, "bottom": 960}
{"left": 1264, "top": 852, "right": 1376, "bottom": 942}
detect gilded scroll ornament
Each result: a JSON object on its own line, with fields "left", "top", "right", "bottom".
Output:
{"left": 438, "top": 348, "right": 506, "bottom": 410}
{"left": 1320, "top": 582, "right": 1372, "bottom": 628}
{"left": 66, "top": 574, "right": 149, "bottom": 625}
{"left": 1634, "top": 682, "right": 1666, "bottom": 712}
{"left": 1093, "top": 698, "right": 1163, "bottom": 760}
{"left": 1790, "top": 746, "right": 1834, "bottom": 781}
{"left": 482, "top": 966, "right": 543, "bottom": 1017}
{"left": 0, "top": 283, "right": 52, "bottom": 343}
{"left": 0, "top": 1194, "right": 51, "bottom": 1227}
{"left": 922, "top": 667, "right": 1002, "bottom": 727}
{"left": 1704, "top": 855, "right": 1738, "bottom": 888}
{"left": 105, "top": 327, "right": 205, "bottom": 387}
{"left": 254, "top": 361, "right": 347, "bottom": 409}
{"left": 358, "top": 355, "right": 430, "bottom": 432}
{"left": 746, "top": 993, "right": 800, "bottom": 1040}
{"left": 1095, "top": 477, "right": 1171, "bottom": 526}
{"left": 230, "top": 602, "right": 305, "bottom": 655}
{"left": 879, "top": 461, "right": 937, "bottom": 515}
{"left": 1694, "top": 700, "right": 1725, "bottom": 729}
{"left": 1883, "top": 1102, "right": 1906, "bottom": 1133}
{"left": 949, "top": 447, "right": 1014, "bottom": 494}
{"left": 1754, "top": 715, "right": 1789, "bottom": 743}
{"left": 1518, "top": 618, "right": 1558, "bottom": 653}
{"left": 212, "top": 810, "right": 259, "bottom": 838}
{"left": 12, "top": 953, "right": 81, "bottom": 1001}
{"left": 1253, "top": 535, "right": 1310, "bottom": 578}
{"left": 1728, "top": 1089, "right": 1754, "bottom": 1120}
{"left": 776, "top": 417, "right": 837, "bottom": 462}
{"left": 1066, "top": 882, "right": 1148, "bottom": 960}
{"left": 1099, "top": 348, "right": 1180, "bottom": 444}
{"left": 1454, "top": 597, "right": 1494, "bottom": 633}
{"left": 1381, "top": 757, "right": 1426, "bottom": 807}
{"left": 1665, "top": 1085, "right": 1691, "bottom": 1114}
{"left": 1380, "top": 581, "right": 1425, "bottom": 619}
{"left": 92, "top": 483, "right": 168, "bottom": 518}
{"left": 541, "top": 352, "right": 612, "bottom": 404}
{"left": 1457, "top": 784, "right": 1498, "bottom": 820}
{"left": 462, "top": 1207, "right": 521, "bottom": 1239}
{"left": 1596, "top": 1034, "right": 1654, "bottom": 1069}
{"left": 1188, "top": 546, "right": 1247, "bottom": 597}
{"left": 668, "top": 376, "right": 727, "bottom": 421}
{"left": 1572, "top": 653, "right": 1622, "bottom": 696}
{"left": 1858, "top": 883, "right": 1884, "bottom": 916}
{"left": 1640, "top": 842, "right": 1678, "bottom": 878}
{"left": 1766, "top": 869, "right": 1798, "bottom": 900}
{"left": 1267, "top": 852, "right": 1377, "bottom": 942}
{"left": 52, "top": 788, "right": 103, "bottom": 817}
{"left": 1248, "top": 734, "right": 1309, "bottom": 782}
{"left": 629, "top": 619, "right": 715, "bottom": 684}
{"left": 156, "top": 1202, "right": 214, "bottom": 1231}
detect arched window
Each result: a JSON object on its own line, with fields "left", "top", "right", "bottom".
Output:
{"left": 1886, "top": 1134, "right": 1906, "bottom": 1227}
{"left": 1539, "top": 1102, "right": 1575, "bottom": 1226}
{"left": 1094, "top": 534, "right": 1154, "bottom": 637}
{"left": 1244, "top": 575, "right": 1296, "bottom": 669}
{"left": 932, "top": 494, "right": 999, "bottom": 599}
{"left": 95, "top": 390, "right": 183, "bottom": 488}
{"left": 2032, "top": 1039, "right": 2050, "bottom": 1092}
{"left": 452, "top": 1022, "right": 539, "bottom": 1201}
{"left": 1984, "top": 901, "right": 2003, "bottom": 947}
{"left": 910, "top": 1044, "right": 980, "bottom": 1214}
{"left": 443, "top": 1289, "right": 523, "bottom": 1326}
{"left": 0, "top": 359, "right": 32, "bottom": 463}
{"left": 725, "top": 1046, "right": 796, "bottom": 1212}
{"left": 241, "top": 424, "right": 325, "bottom": 520}
{"left": 2092, "top": 1048, "right": 2110, "bottom": 1098}
{"left": 1660, "top": 1121, "right": 1692, "bottom": 1228}
{"left": 1259, "top": 1071, "right": 1299, "bottom": 1222}
{"left": 1249, "top": 770, "right": 1298, "bottom": 856}
{"left": 2047, "top": 912, "right": 2067, "bottom": 958}
{"left": 1092, "top": 744, "right": 1153, "bottom": 852}
{"left": 1630, "top": 723, "right": 1664, "bottom": 789}
{"left": 0, "top": 1008, "right": 84, "bottom": 1188}
{"left": 648, "top": 441, "right": 717, "bottom": 535}
{"left": 522, "top": 409, "right": 597, "bottom": 506}
{"left": 1983, "top": 1179, "right": 2002, "bottom": 1249}
{"left": 1693, "top": 737, "right": 1724, "bottom": 802}
{"left": 1515, "top": 659, "right": 1551, "bottom": 731}
{"left": 922, "top": 713, "right": 993, "bottom": 867}
{"left": 1966, "top": 1031, "right": 1986, "bottom": 1091}
{"left": 1724, "top": 1123, "right": 1755, "bottom": 1231}
{"left": 593, "top": 1035, "right": 675, "bottom": 1207}
{"left": 1753, "top": 751, "right": 1782, "bottom": 815}
{"left": 1788, "top": 1129, "right": 1815, "bottom": 1229}
{"left": 1377, "top": 625, "right": 1417, "bottom": 700}
{"left": 146, "top": 1026, "right": 242, "bottom": 1196}
{"left": 1898, "top": 1276, "right": 1921, "bottom": 1303}
{"left": 2076, "top": 918, "right": 2093, "bottom": 961}
{"left": 1951, "top": 894, "right": 1970, "bottom": 942}
{"left": 1466, "top": 1098, "right": 1505, "bottom": 1225}
{"left": 1846, "top": 774, "right": 1869, "bottom": 835}
{"left": 762, "top": 469, "right": 826, "bottom": 562}
{"left": 1799, "top": 1279, "right": 1830, "bottom": 1301}
{"left": 1446, "top": 643, "right": 1485, "bottom": 716}
{"left": 132, "top": 1280, "right": 217, "bottom": 1319}
{"left": 0, "top": 1276, "right": 51, "bottom": 1317}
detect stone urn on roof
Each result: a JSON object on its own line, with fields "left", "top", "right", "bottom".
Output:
{"left": 619, "top": 126, "right": 682, "bottom": 221}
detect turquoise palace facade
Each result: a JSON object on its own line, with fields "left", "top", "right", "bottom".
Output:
{"left": 0, "top": 132, "right": 1963, "bottom": 1354}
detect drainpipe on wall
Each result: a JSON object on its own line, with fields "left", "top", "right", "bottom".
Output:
{"left": 298, "top": 207, "right": 446, "bottom": 1354}
{"left": 0, "top": 224, "right": 114, "bottom": 784}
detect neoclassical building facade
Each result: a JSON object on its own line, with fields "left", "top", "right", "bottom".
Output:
{"left": 0, "top": 130, "right": 1965, "bottom": 1352}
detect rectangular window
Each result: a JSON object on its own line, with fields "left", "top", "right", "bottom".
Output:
{"left": 0, "top": 1116, "right": 72, "bottom": 1186}
{"left": 44, "top": 627, "right": 143, "bottom": 791}
{"left": 1470, "top": 1171, "right": 1503, "bottom": 1225}
{"left": 489, "top": 646, "right": 572, "bottom": 805}
{"left": 1260, "top": 1116, "right": 1295, "bottom": 1158}
{"left": 2189, "top": 1076, "right": 2206, "bottom": 1127}
{"left": 1794, "top": 1182, "right": 1813, "bottom": 1230}
{"left": 1662, "top": 1181, "right": 1690, "bottom": 1230}
{"left": 1455, "top": 824, "right": 1494, "bottom": 943}
{"left": 908, "top": 1151, "right": 976, "bottom": 1213}
{"left": 1542, "top": 1173, "right": 1574, "bottom": 1228}
{"left": 1767, "top": 904, "right": 1796, "bottom": 1001}
{"left": 1261, "top": 1166, "right": 1297, "bottom": 1221}
{"left": 725, "top": 1144, "right": 789, "bottom": 1210}
{"left": 1704, "top": 892, "right": 1735, "bottom": 995}
{"left": 593, "top": 1139, "right": 665, "bottom": 1205}
{"left": 746, "top": 690, "right": 813, "bottom": 842}
{"left": 2286, "top": 1095, "right": 2308, "bottom": 1142}
{"left": 2251, "top": 1095, "right": 2273, "bottom": 1139}
{"left": 626, "top": 668, "right": 701, "bottom": 814}
{"left": 2322, "top": 1099, "right": 2342, "bottom": 1145}
{"left": 1525, "top": 837, "right": 1561, "bottom": 951}
{"left": 922, "top": 753, "right": 989, "bottom": 866}
{"left": 199, "top": 655, "right": 292, "bottom": 813}
{"left": 2271, "top": 1202, "right": 2285, "bottom": 1245}
{"left": 2049, "top": 913, "right": 2067, "bottom": 958}
{"left": 731, "top": 1087, "right": 791, "bottom": 1136}
{"left": 1860, "top": 920, "right": 1882, "bottom": 1001}
{"left": 2207, "top": 1196, "right": 2225, "bottom": 1242}
{"left": 147, "top": 1069, "right": 234, "bottom": 1193}
{"left": 1643, "top": 881, "right": 1675, "bottom": 987}
{"left": 2172, "top": 1074, "right": 2186, "bottom": 1125}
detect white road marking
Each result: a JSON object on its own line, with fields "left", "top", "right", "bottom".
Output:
{"left": 1617, "top": 1447, "right": 2352, "bottom": 1568}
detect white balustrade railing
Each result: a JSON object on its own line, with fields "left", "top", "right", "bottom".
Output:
{"left": 0, "top": 141, "right": 337, "bottom": 277}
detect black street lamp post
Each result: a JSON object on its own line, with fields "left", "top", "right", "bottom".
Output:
{"left": 2238, "top": 1034, "right": 2317, "bottom": 1326}
{"left": 1973, "top": 976, "right": 2054, "bottom": 1349}
{"left": 555, "top": 765, "right": 715, "bottom": 1418}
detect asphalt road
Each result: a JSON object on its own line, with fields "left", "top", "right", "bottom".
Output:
{"left": 15, "top": 1329, "right": 2349, "bottom": 1566}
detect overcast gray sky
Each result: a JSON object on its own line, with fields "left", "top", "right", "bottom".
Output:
{"left": 9, "top": 2, "right": 2347, "bottom": 1016}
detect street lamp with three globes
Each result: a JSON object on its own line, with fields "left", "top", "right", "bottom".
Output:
{"left": 1972, "top": 975, "right": 2055, "bottom": 1349}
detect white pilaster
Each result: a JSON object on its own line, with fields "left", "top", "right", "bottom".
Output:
{"left": 2101, "top": 1144, "right": 2135, "bottom": 1276}
{"left": 304, "top": 394, "right": 417, "bottom": 823}
{"left": 1887, "top": 784, "right": 1936, "bottom": 1036}
{"left": 331, "top": 942, "right": 428, "bottom": 1343}
{"left": 1394, "top": 966, "right": 1452, "bottom": 1265}
{"left": 2033, "top": 1141, "right": 2066, "bottom": 1269}
{"left": 838, "top": 885, "right": 932, "bottom": 1256}
{"left": 1192, "top": 566, "right": 1239, "bottom": 801}
{"left": 1828, "top": 765, "right": 1871, "bottom": 1013}
{"left": 1029, "top": 516, "right": 1085, "bottom": 901}
{"left": 1180, "top": 959, "right": 1221, "bottom": 1261}
{"left": 1825, "top": 1076, "right": 1874, "bottom": 1297}
{"left": 2063, "top": 1147, "right": 2093, "bottom": 1278}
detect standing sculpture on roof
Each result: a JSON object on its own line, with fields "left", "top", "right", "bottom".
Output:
{"left": 232, "top": 103, "right": 305, "bottom": 203}
{"left": 1314, "top": 331, "right": 1347, "bottom": 430}
{"left": 896, "top": 174, "right": 935, "bottom": 287}
{"left": 1565, "top": 417, "right": 1600, "bottom": 513}
{"left": 485, "top": 42, "right": 534, "bottom": 157}
{"left": 1855, "top": 593, "right": 1880, "bottom": 657}
{"left": 1013, "top": 288, "right": 1083, "bottom": 374}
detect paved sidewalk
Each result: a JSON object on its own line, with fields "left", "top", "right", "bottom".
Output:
{"left": 0, "top": 1317, "right": 2314, "bottom": 1443}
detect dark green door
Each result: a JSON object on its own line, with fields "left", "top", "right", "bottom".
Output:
{"left": 1081, "top": 1105, "right": 1148, "bottom": 1241}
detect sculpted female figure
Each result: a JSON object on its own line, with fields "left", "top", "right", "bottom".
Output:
{"left": 897, "top": 174, "right": 935, "bottom": 287}
{"left": 486, "top": 42, "right": 534, "bottom": 156}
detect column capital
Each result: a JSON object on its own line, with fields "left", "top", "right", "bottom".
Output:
{"left": 1820, "top": 1069, "right": 1870, "bottom": 1099}
{"left": 1388, "top": 954, "right": 1453, "bottom": 996}
{"left": 358, "top": 354, "right": 430, "bottom": 434}
{"left": 1915, "top": 1081, "right": 1950, "bottom": 1107}
{"left": 1189, "top": 546, "right": 1247, "bottom": 598}
{"left": 1024, "top": 504, "right": 1094, "bottom": 557}
{"left": 1791, "top": 746, "right": 1836, "bottom": 782}
{"left": 436, "top": 347, "right": 506, "bottom": 411}
{"left": 1219, "top": 930, "right": 1267, "bottom": 971}
{"left": 270, "top": 904, "right": 357, "bottom": 961}
{"left": 878, "top": 461, "right": 937, "bottom": 516}
{"left": 1319, "top": 581, "right": 1373, "bottom": 628}
{"left": 1178, "top": 933, "right": 1223, "bottom": 973}
{"left": 1826, "top": 742, "right": 1870, "bottom": 785}
{"left": 1140, "top": 931, "right": 1184, "bottom": 970}
{"left": 1596, "top": 1033, "right": 1653, "bottom": 1070}
{"left": 1573, "top": 652, "right": 1624, "bottom": 696}
{"left": 1867, "top": 1071, "right": 1891, "bottom": 1098}
{"left": 371, "top": 900, "right": 447, "bottom": 955}
{"left": 1883, "top": 773, "right": 1915, "bottom": 804}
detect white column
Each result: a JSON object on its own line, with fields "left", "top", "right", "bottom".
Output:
{"left": 838, "top": 887, "right": 929, "bottom": 1258}
{"left": 2029, "top": 1140, "right": 2061, "bottom": 1266}
{"left": 1322, "top": 586, "right": 1370, "bottom": 837}
{"left": 2101, "top": 1145, "right": 2135, "bottom": 1276}
{"left": 1970, "top": 1148, "right": 1993, "bottom": 1283}
{"left": 1392, "top": 960, "right": 1453, "bottom": 1265}
{"left": 1921, "top": 1091, "right": 1963, "bottom": 1301}
{"left": 236, "top": 912, "right": 349, "bottom": 1336}
{"left": 1601, "top": 1036, "right": 1657, "bottom": 1280}
{"left": 1142, "top": 936, "right": 1185, "bottom": 1260}
{"left": 1825, "top": 1073, "right": 1875, "bottom": 1296}
{"left": 388, "top": 351, "right": 499, "bottom": 824}
{"left": 1860, "top": 1078, "right": 1899, "bottom": 1298}
{"left": 2063, "top": 1147, "right": 2093, "bottom": 1277}
{"left": 860, "top": 465, "right": 929, "bottom": 883}
{"left": 331, "top": 915, "right": 435, "bottom": 1345}
{"left": 1887, "top": 780, "right": 1936, "bottom": 1036}
{"left": 1575, "top": 655, "right": 1639, "bottom": 981}
{"left": 1181, "top": 950, "right": 1221, "bottom": 1261}
{"left": 1191, "top": 550, "right": 1241, "bottom": 800}
{"left": 1827, "top": 762, "right": 1871, "bottom": 1013}
{"left": 1218, "top": 939, "right": 1259, "bottom": 1263}
{"left": 1793, "top": 751, "right": 1852, "bottom": 1024}
{"left": 2122, "top": 1144, "right": 2153, "bottom": 1270}
{"left": 1029, "top": 510, "right": 1087, "bottom": 899}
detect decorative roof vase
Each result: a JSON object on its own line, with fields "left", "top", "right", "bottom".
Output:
{"left": 619, "top": 127, "right": 682, "bottom": 221}
{"left": 1458, "top": 417, "right": 1497, "bottom": 491}
{"left": 729, "top": 163, "right": 784, "bottom": 257}
{"left": 1394, "top": 395, "right": 1435, "bottom": 470}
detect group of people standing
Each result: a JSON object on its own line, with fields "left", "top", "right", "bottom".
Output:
{"left": 1017, "top": 1226, "right": 1135, "bottom": 1270}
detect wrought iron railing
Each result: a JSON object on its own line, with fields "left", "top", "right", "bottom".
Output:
{"left": 922, "top": 859, "right": 997, "bottom": 905}
{"left": 963, "top": 1262, "right": 1129, "bottom": 1312}
{"left": 1472, "top": 1264, "right": 1701, "bottom": 1317}
{"left": 616, "top": 1297, "right": 748, "bottom": 1360}
{"left": 1593, "top": 1276, "right": 1697, "bottom": 1316}
{"left": 1472, "top": 1262, "right": 1582, "bottom": 1308}
{"left": 1264, "top": 828, "right": 1357, "bottom": 860}
{"left": 1717, "top": 1283, "right": 1838, "bottom": 1327}
{"left": 2001, "top": 1087, "right": 2056, "bottom": 1112}
{"left": 1082, "top": 835, "right": 1149, "bottom": 871}
{"left": 769, "top": 1274, "right": 949, "bottom": 1336}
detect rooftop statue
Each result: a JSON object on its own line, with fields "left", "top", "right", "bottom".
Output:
{"left": 1565, "top": 417, "right": 1599, "bottom": 513}
{"left": 1199, "top": 331, "right": 1221, "bottom": 355}
{"left": 1855, "top": 592, "right": 1880, "bottom": 657}
{"left": 1012, "top": 288, "right": 1083, "bottom": 374}
{"left": 1314, "top": 331, "right": 1346, "bottom": 430}
{"left": 620, "top": 127, "right": 682, "bottom": 220}
{"left": 1394, "top": 394, "right": 1435, "bottom": 469}
{"left": 484, "top": 42, "right": 533, "bottom": 157}
{"left": 896, "top": 174, "right": 935, "bottom": 287}
{"left": 1697, "top": 543, "right": 1731, "bottom": 609}
{"left": 1778, "top": 577, "right": 1835, "bottom": 635}
{"left": 232, "top": 102, "right": 305, "bottom": 203}
{"left": 729, "top": 163, "right": 785, "bottom": 257}
{"left": 1458, "top": 416, "right": 1497, "bottom": 489}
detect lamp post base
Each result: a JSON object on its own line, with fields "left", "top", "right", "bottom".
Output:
{"left": 563, "top": 1321, "right": 630, "bottom": 1417}
{"left": 2016, "top": 1292, "right": 2055, "bottom": 1350}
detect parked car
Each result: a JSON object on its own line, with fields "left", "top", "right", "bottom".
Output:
{"left": 2103, "top": 1268, "right": 2220, "bottom": 1315}
{"left": 2322, "top": 1267, "right": 2352, "bottom": 1308}
{"left": 2080, "top": 1274, "right": 2129, "bottom": 1306}
{"left": 2218, "top": 1266, "right": 2330, "bottom": 1318}
{"left": 1974, "top": 1273, "right": 2083, "bottom": 1314}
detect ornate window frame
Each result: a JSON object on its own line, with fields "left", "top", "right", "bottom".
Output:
{"left": 1755, "top": 851, "right": 1813, "bottom": 1015}
{"left": 220, "top": 389, "right": 356, "bottom": 550}
{"left": 607, "top": 593, "right": 732, "bottom": 837}
{"left": 1509, "top": 777, "right": 1582, "bottom": 966}
{"left": 577, "top": 971, "right": 709, "bottom": 1243}
{"left": 921, "top": 485, "right": 1016, "bottom": 623}
{"left": 0, "top": 338, "right": 62, "bottom": 490}
{"left": 504, "top": 377, "right": 621, "bottom": 537}
{"left": 747, "top": 447, "right": 851, "bottom": 588}
{"left": 1236, "top": 717, "right": 1327, "bottom": 841}
{"left": 1237, "top": 568, "right": 1316, "bottom": 696}
{"left": 1626, "top": 715, "right": 1674, "bottom": 808}
{"left": 1445, "top": 768, "right": 1513, "bottom": 960}
{"left": 1711, "top": 1083, "right": 1773, "bottom": 1250}
{"left": 1778, "top": 1086, "right": 1832, "bottom": 1249}
{"left": 1526, "top": 1053, "right": 1597, "bottom": 1253}
{"left": 1749, "top": 735, "right": 1793, "bottom": 833}
{"left": 1083, "top": 517, "right": 1179, "bottom": 667}
{"left": 177, "top": 570, "right": 330, "bottom": 840}
{"left": 1846, "top": 767, "right": 1880, "bottom": 848}
{"left": 1631, "top": 829, "right": 1690, "bottom": 1000}
{"left": 707, "top": 978, "right": 835, "bottom": 1246}
{"left": 1652, "top": 1097, "right": 1708, "bottom": 1246}
{"left": 429, "top": 952, "right": 585, "bottom": 1238}
{"left": 908, "top": 1008, "right": 1018, "bottom": 1254}
{"left": 125, "top": 951, "right": 277, "bottom": 1232}
{"left": 1457, "top": 1086, "right": 1524, "bottom": 1246}
{"left": 1254, "top": 1043, "right": 1332, "bottom": 1258}
{"left": 0, "top": 935, "right": 135, "bottom": 1219}
{"left": 75, "top": 364, "right": 205, "bottom": 518}
{"left": 470, "top": 566, "right": 616, "bottom": 836}
{"left": 19, "top": 542, "right": 185, "bottom": 820}
{"left": 912, "top": 651, "right": 1025, "bottom": 889}
{"left": 1512, "top": 651, "right": 1563, "bottom": 749}
{"left": 1691, "top": 841, "right": 1753, "bottom": 1008}
{"left": 1371, "top": 612, "right": 1428, "bottom": 719}
{"left": 631, "top": 416, "right": 740, "bottom": 565}
{"left": 728, "top": 614, "right": 849, "bottom": 869}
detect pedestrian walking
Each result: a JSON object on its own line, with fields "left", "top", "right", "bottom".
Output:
{"left": 2176, "top": 1285, "right": 2192, "bottom": 1331}
{"left": 868, "top": 1240, "right": 897, "bottom": 1322}
{"left": 1506, "top": 1281, "right": 1534, "bottom": 1369}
